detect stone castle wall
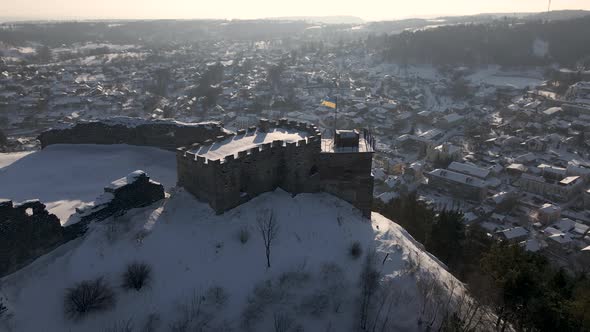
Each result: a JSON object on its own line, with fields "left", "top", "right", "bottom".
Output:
{"left": 0, "top": 200, "right": 72, "bottom": 277}
{"left": 71, "top": 171, "right": 165, "bottom": 227}
{"left": 177, "top": 119, "right": 322, "bottom": 213}
{"left": 38, "top": 118, "right": 229, "bottom": 150}
{"left": 0, "top": 171, "right": 165, "bottom": 277}
{"left": 178, "top": 119, "right": 374, "bottom": 217}
{"left": 319, "top": 152, "right": 374, "bottom": 218}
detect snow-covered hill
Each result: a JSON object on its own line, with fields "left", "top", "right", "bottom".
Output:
{"left": 0, "top": 145, "right": 466, "bottom": 331}
{"left": 0, "top": 144, "right": 177, "bottom": 223}
{"left": 1, "top": 189, "right": 464, "bottom": 331}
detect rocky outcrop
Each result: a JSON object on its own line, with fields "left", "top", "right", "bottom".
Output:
{"left": 38, "top": 117, "right": 230, "bottom": 151}
{"left": 0, "top": 199, "right": 71, "bottom": 277}
{"left": 68, "top": 170, "right": 165, "bottom": 227}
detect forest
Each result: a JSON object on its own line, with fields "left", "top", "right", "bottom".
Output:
{"left": 367, "top": 16, "right": 590, "bottom": 67}
{"left": 374, "top": 195, "right": 590, "bottom": 331}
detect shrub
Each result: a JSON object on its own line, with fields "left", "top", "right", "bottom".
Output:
{"left": 142, "top": 313, "right": 160, "bottom": 332}
{"left": 64, "top": 277, "right": 115, "bottom": 319}
{"left": 205, "top": 286, "right": 228, "bottom": 308}
{"left": 320, "top": 262, "right": 344, "bottom": 283}
{"left": 300, "top": 293, "right": 330, "bottom": 317}
{"left": 238, "top": 226, "right": 250, "bottom": 244}
{"left": 278, "top": 270, "right": 311, "bottom": 289}
{"left": 241, "top": 280, "right": 280, "bottom": 330}
{"left": 122, "top": 262, "right": 152, "bottom": 291}
{"left": 105, "top": 318, "right": 134, "bottom": 332}
{"left": 349, "top": 241, "right": 363, "bottom": 259}
{"left": 273, "top": 312, "right": 295, "bottom": 332}
{"left": 0, "top": 299, "right": 7, "bottom": 317}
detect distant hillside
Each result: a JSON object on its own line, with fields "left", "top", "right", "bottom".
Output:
{"left": 522, "top": 10, "right": 590, "bottom": 21}
{"left": 437, "top": 10, "right": 590, "bottom": 22}
{"left": 268, "top": 16, "right": 364, "bottom": 25}
{"left": 368, "top": 14, "right": 590, "bottom": 67}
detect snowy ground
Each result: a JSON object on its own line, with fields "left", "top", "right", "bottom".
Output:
{"left": 467, "top": 65, "right": 544, "bottom": 89}
{"left": 0, "top": 144, "right": 467, "bottom": 331}
{"left": 0, "top": 188, "right": 461, "bottom": 332}
{"left": 0, "top": 145, "right": 176, "bottom": 223}
{"left": 0, "top": 151, "right": 34, "bottom": 170}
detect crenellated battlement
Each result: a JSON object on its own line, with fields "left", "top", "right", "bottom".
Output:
{"left": 177, "top": 118, "right": 320, "bottom": 167}
{"left": 176, "top": 118, "right": 373, "bottom": 217}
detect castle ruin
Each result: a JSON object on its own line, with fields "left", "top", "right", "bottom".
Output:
{"left": 177, "top": 119, "right": 374, "bottom": 217}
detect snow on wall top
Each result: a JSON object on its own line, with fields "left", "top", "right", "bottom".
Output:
{"left": 190, "top": 128, "right": 308, "bottom": 161}
{"left": 106, "top": 170, "right": 147, "bottom": 191}
{"left": 49, "top": 116, "right": 228, "bottom": 131}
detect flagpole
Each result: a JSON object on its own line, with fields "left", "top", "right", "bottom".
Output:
{"left": 334, "top": 96, "right": 338, "bottom": 134}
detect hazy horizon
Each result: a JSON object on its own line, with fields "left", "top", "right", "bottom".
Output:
{"left": 3, "top": 0, "right": 590, "bottom": 22}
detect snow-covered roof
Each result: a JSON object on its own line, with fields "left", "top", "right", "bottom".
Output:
{"left": 559, "top": 176, "right": 581, "bottom": 186}
{"left": 428, "top": 169, "right": 487, "bottom": 188}
{"left": 539, "top": 203, "right": 560, "bottom": 214}
{"left": 543, "top": 107, "right": 563, "bottom": 116}
{"left": 543, "top": 226, "right": 563, "bottom": 236}
{"left": 548, "top": 233, "right": 573, "bottom": 244}
{"left": 448, "top": 162, "right": 490, "bottom": 179}
{"left": 506, "top": 163, "right": 527, "bottom": 172}
{"left": 574, "top": 223, "right": 590, "bottom": 236}
{"left": 554, "top": 218, "right": 576, "bottom": 232}
{"left": 442, "top": 113, "right": 463, "bottom": 123}
{"left": 498, "top": 227, "right": 528, "bottom": 241}
{"left": 520, "top": 239, "right": 542, "bottom": 252}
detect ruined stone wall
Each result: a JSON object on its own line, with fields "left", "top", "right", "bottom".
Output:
{"left": 73, "top": 172, "right": 165, "bottom": 226}
{"left": 0, "top": 172, "right": 165, "bottom": 276}
{"left": 319, "top": 152, "right": 374, "bottom": 218}
{"left": 38, "top": 118, "right": 229, "bottom": 150}
{"left": 177, "top": 119, "right": 322, "bottom": 214}
{"left": 0, "top": 200, "right": 71, "bottom": 277}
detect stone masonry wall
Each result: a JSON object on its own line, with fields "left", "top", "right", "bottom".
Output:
{"left": 0, "top": 172, "right": 165, "bottom": 277}
{"left": 0, "top": 200, "right": 72, "bottom": 277}
{"left": 177, "top": 119, "right": 322, "bottom": 214}
{"left": 72, "top": 171, "right": 165, "bottom": 227}
{"left": 38, "top": 117, "right": 229, "bottom": 150}
{"left": 319, "top": 151, "right": 374, "bottom": 218}
{"left": 177, "top": 118, "right": 374, "bottom": 217}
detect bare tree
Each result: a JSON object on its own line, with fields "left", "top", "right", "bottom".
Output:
{"left": 359, "top": 251, "right": 380, "bottom": 331}
{"left": 273, "top": 312, "right": 294, "bottom": 332}
{"left": 257, "top": 209, "right": 279, "bottom": 268}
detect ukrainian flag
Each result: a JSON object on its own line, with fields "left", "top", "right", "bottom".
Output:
{"left": 321, "top": 97, "right": 336, "bottom": 109}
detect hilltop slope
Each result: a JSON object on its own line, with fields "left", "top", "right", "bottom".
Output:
{"left": 0, "top": 188, "right": 463, "bottom": 332}
{"left": 0, "top": 145, "right": 467, "bottom": 331}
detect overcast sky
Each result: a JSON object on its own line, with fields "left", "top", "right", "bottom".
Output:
{"left": 3, "top": 0, "right": 590, "bottom": 21}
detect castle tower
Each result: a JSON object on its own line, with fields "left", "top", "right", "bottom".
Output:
{"left": 318, "top": 129, "right": 375, "bottom": 218}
